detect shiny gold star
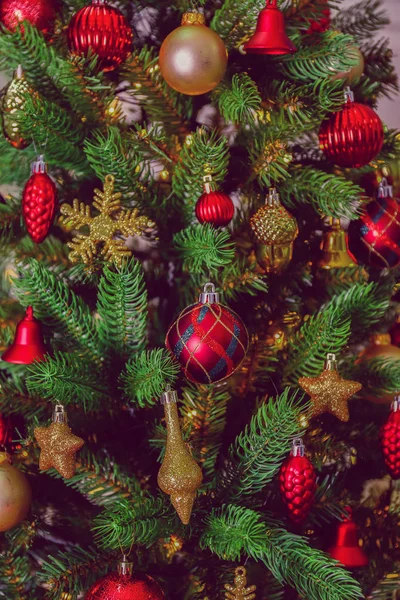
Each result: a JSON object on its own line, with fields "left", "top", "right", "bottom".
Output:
{"left": 299, "top": 369, "right": 362, "bottom": 422}
{"left": 34, "top": 422, "right": 84, "bottom": 479}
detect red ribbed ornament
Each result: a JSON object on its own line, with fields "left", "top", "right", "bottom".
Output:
{"left": 0, "top": 0, "right": 57, "bottom": 34}
{"left": 68, "top": 1, "right": 133, "bottom": 72}
{"left": 279, "top": 438, "right": 316, "bottom": 523}
{"left": 319, "top": 88, "right": 383, "bottom": 168}
{"left": 381, "top": 398, "right": 400, "bottom": 479}
{"left": 195, "top": 176, "right": 234, "bottom": 227}
{"left": 22, "top": 156, "right": 56, "bottom": 244}
{"left": 85, "top": 560, "right": 165, "bottom": 600}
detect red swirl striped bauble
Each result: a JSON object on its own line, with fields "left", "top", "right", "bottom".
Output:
{"left": 166, "top": 284, "right": 248, "bottom": 384}
{"left": 195, "top": 190, "right": 234, "bottom": 227}
{"left": 67, "top": 1, "right": 133, "bottom": 72}
{"left": 380, "top": 399, "right": 400, "bottom": 480}
{"left": 319, "top": 100, "right": 383, "bottom": 168}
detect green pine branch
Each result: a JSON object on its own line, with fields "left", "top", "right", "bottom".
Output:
{"left": 246, "top": 124, "right": 292, "bottom": 187}
{"left": 120, "top": 349, "right": 180, "bottom": 408}
{"left": 352, "top": 357, "right": 400, "bottom": 396}
{"left": 0, "top": 139, "right": 35, "bottom": 187}
{"left": 173, "top": 224, "right": 235, "bottom": 274}
{"left": 0, "top": 550, "right": 31, "bottom": 600}
{"left": 97, "top": 259, "right": 148, "bottom": 364}
{"left": 211, "top": 0, "right": 265, "bottom": 49}
{"left": 201, "top": 505, "right": 363, "bottom": 600}
{"left": 213, "top": 73, "right": 262, "bottom": 125}
{"left": 0, "top": 375, "right": 47, "bottom": 420}
{"left": 333, "top": 0, "right": 390, "bottom": 42}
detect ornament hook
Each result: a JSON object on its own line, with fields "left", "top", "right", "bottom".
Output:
{"left": 52, "top": 404, "right": 67, "bottom": 424}
{"left": 344, "top": 86, "right": 355, "bottom": 103}
{"left": 325, "top": 352, "right": 338, "bottom": 371}
{"left": 393, "top": 396, "right": 400, "bottom": 412}
{"left": 377, "top": 177, "right": 393, "bottom": 200}
{"left": 199, "top": 282, "right": 220, "bottom": 304}
{"left": 292, "top": 438, "right": 305, "bottom": 457}
{"left": 161, "top": 386, "right": 179, "bottom": 405}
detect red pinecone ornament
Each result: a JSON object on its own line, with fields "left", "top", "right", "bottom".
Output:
{"left": 68, "top": 0, "right": 133, "bottom": 72}
{"left": 0, "top": 0, "right": 57, "bottom": 35}
{"left": 381, "top": 398, "right": 400, "bottom": 479}
{"left": 195, "top": 176, "right": 234, "bottom": 227}
{"left": 165, "top": 282, "right": 249, "bottom": 385}
{"left": 319, "top": 88, "right": 383, "bottom": 169}
{"left": 85, "top": 560, "right": 165, "bottom": 600}
{"left": 279, "top": 438, "right": 316, "bottom": 523}
{"left": 22, "top": 156, "right": 56, "bottom": 244}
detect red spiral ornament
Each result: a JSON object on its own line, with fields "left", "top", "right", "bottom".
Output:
{"left": 165, "top": 283, "right": 248, "bottom": 384}
{"left": 68, "top": 1, "right": 133, "bottom": 72}
{"left": 319, "top": 89, "right": 383, "bottom": 168}
{"left": 85, "top": 562, "right": 165, "bottom": 600}
{"left": 381, "top": 398, "right": 400, "bottom": 479}
{"left": 22, "top": 156, "right": 57, "bottom": 244}
{"left": 279, "top": 438, "right": 316, "bottom": 523}
{"left": 0, "top": 0, "right": 57, "bottom": 34}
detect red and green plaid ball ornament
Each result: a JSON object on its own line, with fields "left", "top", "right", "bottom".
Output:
{"left": 165, "top": 282, "right": 249, "bottom": 384}
{"left": 279, "top": 438, "right": 316, "bottom": 523}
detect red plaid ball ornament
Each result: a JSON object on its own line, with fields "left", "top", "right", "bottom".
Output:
{"left": 381, "top": 397, "right": 400, "bottom": 479}
{"left": 165, "top": 283, "right": 249, "bottom": 384}
{"left": 279, "top": 438, "right": 316, "bottom": 523}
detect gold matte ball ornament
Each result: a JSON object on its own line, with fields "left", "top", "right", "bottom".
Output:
{"left": 159, "top": 11, "right": 228, "bottom": 96}
{"left": 0, "top": 452, "right": 32, "bottom": 532}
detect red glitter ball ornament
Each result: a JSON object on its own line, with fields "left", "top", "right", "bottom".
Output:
{"left": 68, "top": 0, "right": 133, "bottom": 72}
{"left": 22, "top": 155, "right": 56, "bottom": 244}
{"left": 279, "top": 438, "right": 316, "bottom": 523}
{"left": 165, "top": 282, "right": 249, "bottom": 385}
{"left": 319, "top": 87, "right": 383, "bottom": 168}
{"left": 0, "top": 0, "right": 57, "bottom": 35}
{"left": 381, "top": 397, "right": 400, "bottom": 479}
{"left": 195, "top": 175, "right": 234, "bottom": 227}
{"left": 85, "top": 560, "right": 165, "bottom": 600}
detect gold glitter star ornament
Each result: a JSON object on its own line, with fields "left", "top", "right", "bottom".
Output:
{"left": 60, "top": 174, "right": 154, "bottom": 267}
{"left": 34, "top": 405, "right": 84, "bottom": 479}
{"left": 224, "top": 567, "right": 256, "bottom": 600}
{"left": 299, "top": 353, "right": 362, "bottom": 422}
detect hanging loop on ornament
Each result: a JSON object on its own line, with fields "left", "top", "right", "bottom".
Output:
{"left": 203, "top": 174, "right": 214, "bottom": 194}
{"left": 161, "top": 385, "right": 179, "bottom": 405}
{"left": 15, "top": 64, "right": 24, "bottom": 79}
{"left": 291, "top": 437, "right": 305, "bottom": 457}
{"left": 118, "top": 555, "right": 134, "bottom": 577}
{"left": 377, "top": 177, "right": 393, "bottom": 200}
{"left": 344, "top": 86, "right": 355, "bottom": 103}
{"left": 31, "top": 154, "right": 48, "bottom": 175}
{"left": 325, "top": 352, "right": 338, "bottom": 371}
{"left": 392, "top": 396, "right": 400, "bottom": 412}
{"left": 52, "top": 404, "right": 67, "bottom": 424}
{"left": 199, "top": 282, "right": 220, "bottom": 304}
{"left": 266, "top": 187, "right": 279, "bottom": 207}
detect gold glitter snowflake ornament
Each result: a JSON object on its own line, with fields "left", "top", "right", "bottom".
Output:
{"left": 224, "top": 567, "right": 257, "bottom": 600}
{"left": 60, "top": 175, "right": 154, "bottom": 267}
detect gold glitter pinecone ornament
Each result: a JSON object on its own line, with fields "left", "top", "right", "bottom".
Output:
{"left": 224, "top": 566, "right": 256, "bottom": 600}
{"left": 250, "top": 188, "right": 298, "bottom": 274}
{"left": 1, "top": 65, "right": 32, "bottom": 149}
{"left": 157, "top": 387, "right": 203, "bottom": 524}
{"left": 34, "top": 405, "right": 84, "bottom": 479}
{"left": 0, "top": 452, "right": 32, "bottom": 531}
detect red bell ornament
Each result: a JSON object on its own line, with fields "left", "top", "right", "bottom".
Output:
{"left": 329, "top": 507, "right": 369, "bottom": 567}
{"left": 195, "top": 175, "right": 234, "bottom": 227}
{"left": 165, "top": 282, "right": 249, "bottom": 385}
{"left": 381, "top": 397, "right": 400, "bottom": 479}
{"left": 319, "top": 87, "right": 384, "bottom": 169}
{"left": 244, "top": 0, "right": 297, "bottom": 55}
{"left": 22, "top": 155, "right": 57, "bottom": 244}
{"left": 2, "top": 306, "right": 47, "bottom": 365}
{"left": 68, "top": 0, "right": 133, "bottom": 72}
{"left": 279, "top": 438, "right": 316, "bottom": 524}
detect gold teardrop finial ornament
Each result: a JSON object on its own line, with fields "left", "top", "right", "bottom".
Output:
{"left": 157, "top": 388, "right": 203, "bottom": 524}
{"left": 224, "top": 566, "right": 257, "bottom": 600}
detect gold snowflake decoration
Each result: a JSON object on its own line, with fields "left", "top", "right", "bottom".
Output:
{"left": 224, "top": 567, "right": 257, "bottom": 600}
{"left": 60, "top": 174, "right": 154, "bottom": 267}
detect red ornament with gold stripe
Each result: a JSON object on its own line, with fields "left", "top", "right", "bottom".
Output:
{"left": 165, "top": 282, "right": 249, "bottom": 384}
{"left": 381, "top": 397, "right": 400, "bottom": 479}
{"left": 279, "top": 438, "right": 316, "bottom": 523}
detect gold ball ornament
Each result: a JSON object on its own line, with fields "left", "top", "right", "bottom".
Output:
{"left": 0, "top": 452, "right": 31, "bottom": 532}
{"left": 1, "top": 66, "right": 32, "bottom": 149}
{"left": 159, "top": 12, "right": 228, "bottom": 96}
{"left": 331, "top": 45, "right": 364, "bottom": 83}
{"left": 359, "top": 334, "right": 400, "bottom": 404}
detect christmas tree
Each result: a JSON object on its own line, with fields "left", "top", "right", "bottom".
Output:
{"left": 0, "top": 0, "right": 399, "bottom": 598}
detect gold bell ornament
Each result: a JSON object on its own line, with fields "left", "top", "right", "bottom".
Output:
{"left": 1, "top": 64, "right": 32, "bottom": 149}
{"left": 159, "top": 10, "right": 228, "bottom": 96}
{"left": 157, "top": 387, "right": 203, "bottom": 524}
{"left": 250, "top": 188, "right": 298, "bottom": 274}
{"left": 318, "top": 218, "right": 358, "bottom": 269}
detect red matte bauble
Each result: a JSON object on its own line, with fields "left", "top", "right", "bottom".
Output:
{"left": 85, "top": 571, "right": 165, "bottom": 600}
{"left": 22, "top": 158, "right": 56, "bottom": 244}
{"left": 195, "top": 190, "right": 234, "bottom": 227}
{"left": 2, "top": 306, "right": 47, "bottom": 365}
{"left": 329, "top": 508, "right": 369, "bottom": 567}
{"left": 319, "top": 100, "right": 384, "bottom": 168}
{"left": 244, "top": 0, "right": 296, "bottom": 55}
{"left": 0, "top": 0, "right": 57, "bottom": 34}
{"left": 68, "top": 1, "right": 133, "bottom": 72}
{"left": 381, "top": 401, "right": 400, "bottom": 479}
{"left": 166, "top": 284, "right": 249, "bottom": 384}
{"left": 279, "top": 439, "right": 316, "bottom": 523}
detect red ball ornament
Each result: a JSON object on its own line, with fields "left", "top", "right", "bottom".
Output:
{"left": 68, "top": 0, "right": 133, "bottom": 72}
{"left": 22, "top": 155, "right": 57, "bottom": 244}
{"left": 381, "top": 397, "right": 400, "bottom": 479}
{"left": 85, "top": 560, "right": 165, "bottom": 600}
{"left": 319, "top": 88, "right": 383, "bottom": 168}
{"left": 279, "top": 438, "right": 316, "bottom": 524}
{"left": 348, "top": 179, "right": 400, "bottom": 269}
{"left": 165, "top": 282, "right": 249, "bottom": 385}
{"left": 0, "top": 0, "right": 57, "bottom": 35}
{"left": 195, "top": 176, "right": 234, "bottom": 227}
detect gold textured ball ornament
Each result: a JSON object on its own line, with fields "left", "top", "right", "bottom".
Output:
{"left": 1, "top": 65, "right": 32, "bottom": 149}
{"left": 159, "top": 11, "right": 228, "bottom": 96}
{"left": 0, "top": 452, "right": 31, "bottom": 532}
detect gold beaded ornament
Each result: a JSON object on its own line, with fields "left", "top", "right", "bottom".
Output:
{"left": 1, "top": 65, "right": 32, "bottom": 149}
{"left": 224, "top": 566, "right": 257, "bottom": 600}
